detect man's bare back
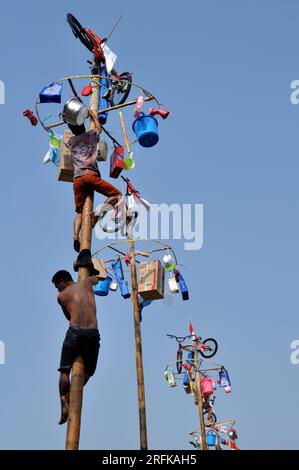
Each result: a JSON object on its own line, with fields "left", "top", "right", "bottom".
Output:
{"left": 57, "top": 276, "right": 98, "bottom": 329}
{"left": 52, "top": 269, "right": 100, "bottom": 425}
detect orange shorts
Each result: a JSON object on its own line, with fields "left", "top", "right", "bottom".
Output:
{"left": 73, "top": 172, "right": 122, "bottom": 213}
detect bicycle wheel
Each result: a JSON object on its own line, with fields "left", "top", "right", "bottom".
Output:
{"left": 96, "top": 204, "right": 126, "bottom": 233}
{"left": 176, "top": 348, "right": 183, "bottom": 374}
{"left": 203, "top": 411, "right": 217, "bottom": 426}
{"left": 67, "top": 13, "right": 94, "bottom": 52}
{"left": 111, "top": 72, "right": 132, "bottom": 106}
{"left": 199, "top": 338, "right": 218, "bottom": 359}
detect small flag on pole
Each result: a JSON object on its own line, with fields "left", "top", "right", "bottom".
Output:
{"left": 189, "top": 321, "right": 198, "bottom": 340}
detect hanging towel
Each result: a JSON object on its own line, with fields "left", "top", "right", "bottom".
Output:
{"left": 99, "top": 65, "right": 109, "bottom": 125}
{"left": 39, "top": 83, "right": 63, "bottom": 103}
{"left": 177, "top": 271, "right": 189, "bottom": 301}
{"left": 112, "top": 258, "right": 130, "bottom": 299}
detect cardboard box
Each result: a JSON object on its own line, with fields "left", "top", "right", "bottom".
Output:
{"left": 110, "top": 145, "right": 124, "bottom": 179}
{"left": 58, "top": 130, "right": 74, "bottom": 182}
{"left": 138, "top": 260, "right": 165, "bottom": 300}
{"left": 92, "top": 259, "right": 107, "bottom": 280}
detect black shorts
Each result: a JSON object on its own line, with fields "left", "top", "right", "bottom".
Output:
{"left": 58, "top": 327, "right": 100, "bottom": 377}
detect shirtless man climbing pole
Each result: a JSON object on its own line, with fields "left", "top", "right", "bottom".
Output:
{"left": 52, "top": 269, "right": 100, "bottom": 424}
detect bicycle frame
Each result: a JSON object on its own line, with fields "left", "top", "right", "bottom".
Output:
{"left": 104, "top": 176, "right": 150, "bottom": 228}
{"left": 168, "top": 334, "right": 211, "bottom": 353}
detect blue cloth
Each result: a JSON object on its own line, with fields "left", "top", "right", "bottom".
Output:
{"left": 39, "top": 82, "right": 62, "bottom": 103}
{"left": 177, "top": 272, "right": 189, "bottom": 301}
{"left": 112, "top": 259, "right": 130, "bottom": 299}
{"left": 99, "top": 65, "right": 109, "bottom": 125}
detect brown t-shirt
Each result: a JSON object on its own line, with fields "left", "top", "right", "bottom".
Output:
{"left": 68, "top": 129, "right": 100, "bottom": 178}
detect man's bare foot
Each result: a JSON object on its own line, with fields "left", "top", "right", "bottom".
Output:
{"left": 73, "top": 238, "right": 80, "bottom": 253}
{"left": 59, "top": 395, "right": 69, "bottom": 425}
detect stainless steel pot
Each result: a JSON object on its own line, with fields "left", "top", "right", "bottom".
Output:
{"left": 60, "top": 97, "right": 89, "bottom": 126}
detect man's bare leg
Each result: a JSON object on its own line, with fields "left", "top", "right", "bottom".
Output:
{"left": 73, "top": 213, "right": 82, "bottom": 252}
{"left": 59, "top": 371, "right": 71, "bottom": 425}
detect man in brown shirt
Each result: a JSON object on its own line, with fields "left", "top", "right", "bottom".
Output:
{"left": 68, "top": 110, "right": 121, "bottom": 251}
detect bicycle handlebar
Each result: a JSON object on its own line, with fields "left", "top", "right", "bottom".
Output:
{"left": 166, "top": 334, "right": 193, "bottom": 343}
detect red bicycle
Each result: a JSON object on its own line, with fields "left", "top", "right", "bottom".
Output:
{"left": 66, "top": 13, "right": 132, "bottom": 106}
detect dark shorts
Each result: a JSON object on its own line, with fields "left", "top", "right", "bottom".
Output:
{"left": 58, "top": 326, "right": 100, "bottom": 377}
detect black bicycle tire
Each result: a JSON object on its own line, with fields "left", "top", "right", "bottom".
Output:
{"left": 200, "top": 338, "right": 218, "bottom": 359}
{"left": 203, "top": 411, "right": 217, "bottom": 425}
{"left": 176, "top": 348, "right": 183, "bottom": 374}
{"left": 111, "top": 72, "right": 132, "bottom": 106}
{"left": 97, "top": 204, "right": 126, "bottom": 233}
{"left": 67, "top": 13, "right": 94, "bottom": 52}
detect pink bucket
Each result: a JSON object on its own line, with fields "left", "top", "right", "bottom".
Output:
{"left": 200, "top": 377, "right": 213, "bottom": 397}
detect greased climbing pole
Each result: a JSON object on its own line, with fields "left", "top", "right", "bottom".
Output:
{"left": 65, "top": 60, "right": 100, "bottom": 451}
{"left": 127, "top": 224, "right": 148, "bottom": 450}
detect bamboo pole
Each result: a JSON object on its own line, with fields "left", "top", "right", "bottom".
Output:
{"left": 193, "top": 344, "right": 208, "bottom": 451}
{"left": 65, "top": 59, "right": 100, "bottom": 450}
{"left": 127, "top": 220, "right": 148, "bottom": 450}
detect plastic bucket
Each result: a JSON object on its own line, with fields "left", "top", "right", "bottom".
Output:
{"left": 94, "top": 276, "right": 112, "bottom": 296}
{"left": 206, "top": 431, "right": 216, "bottom": 447}
{"left": 200, "top": 377, "right": 213, "bottom": 397}
{"left": 132, "top": 113, "right": 159, "bottom": 148}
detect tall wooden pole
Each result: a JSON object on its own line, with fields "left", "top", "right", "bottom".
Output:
{"left": 127, "top": 221, "right": 148, "bottom": 450}
{"left": 193, "top": 344, "right": 208, "bottom": 451}
{"left": 65, "top": 59, "right": 100, "bottom": 450}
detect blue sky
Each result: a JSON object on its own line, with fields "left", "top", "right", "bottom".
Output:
{"left": 0, "top": 0, "right": 299, "bottom": 450}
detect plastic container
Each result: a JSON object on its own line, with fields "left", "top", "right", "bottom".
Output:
{"left": 49, "top": 132, "right": 61, "bottom": 148}
{"left": 132, "top": 113, "right": 159, "bottom": 148}
{"left": 94, "top": 276, "right": 112, "bottom": 296}
{"left": 109, "top": 280, "right": 118, "bottom": 291}
{"left": 206, "top": 431, "right": 216, "bottom": 447}
{"left": 200, "top": 377, "right": 213, "bottom": 397}
{"left": 163, "top": 253, "right": 175, "bottom": 272}
{"left": 165, "top": 368, "right": 176, "bottom": 387}
{"left": 134, "top": 96, "right": 145, "bottom": 117}
{"left": 123, "top": 152, "right": 135, "bottom": 170}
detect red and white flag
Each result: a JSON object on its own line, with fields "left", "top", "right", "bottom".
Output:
{"left": 189, "top": 321, "right": 198, "bottom": 340}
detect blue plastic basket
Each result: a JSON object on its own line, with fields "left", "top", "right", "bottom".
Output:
{"left": 94, "top": 276, "right": 112, "bottom": 296}
{"left": 132, "top": 113, "right": 159, "bottom": 148}
{"left": 206, "top": 431, "right": 216, "bottom": 446}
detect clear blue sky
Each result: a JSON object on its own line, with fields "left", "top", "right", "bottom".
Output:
{"left": 0, "top": 0, "right": 299, "bottom": 450}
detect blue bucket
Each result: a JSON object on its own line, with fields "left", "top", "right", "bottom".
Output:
{"left": 94, "top": 276, "right": 112, "bottom": 296}
{"left": 206, "top": 431, "right": 216, "bottom": 447}
{"left": 132, "top": 113, "right": 159, "bottom": 148}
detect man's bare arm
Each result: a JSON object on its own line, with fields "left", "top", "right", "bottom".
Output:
{"left": 89, "top": 275, "right": 99, "bottom": 286}
{"left": 89, "top": 109, "right": 101, "bottom": 133}
{"left": 84, "top": 275, "right": 99, "bottom": 286}
{"left": 58, "top": 296, "right": 71, "bottom": 321}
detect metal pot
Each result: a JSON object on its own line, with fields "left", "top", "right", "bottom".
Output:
{"left": 60, "top": 97, "right": 89, "bottom": 126}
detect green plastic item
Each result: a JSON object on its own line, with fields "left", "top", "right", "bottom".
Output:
{"left": 123, "top": 152, "right": 135, "bottom": 170}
